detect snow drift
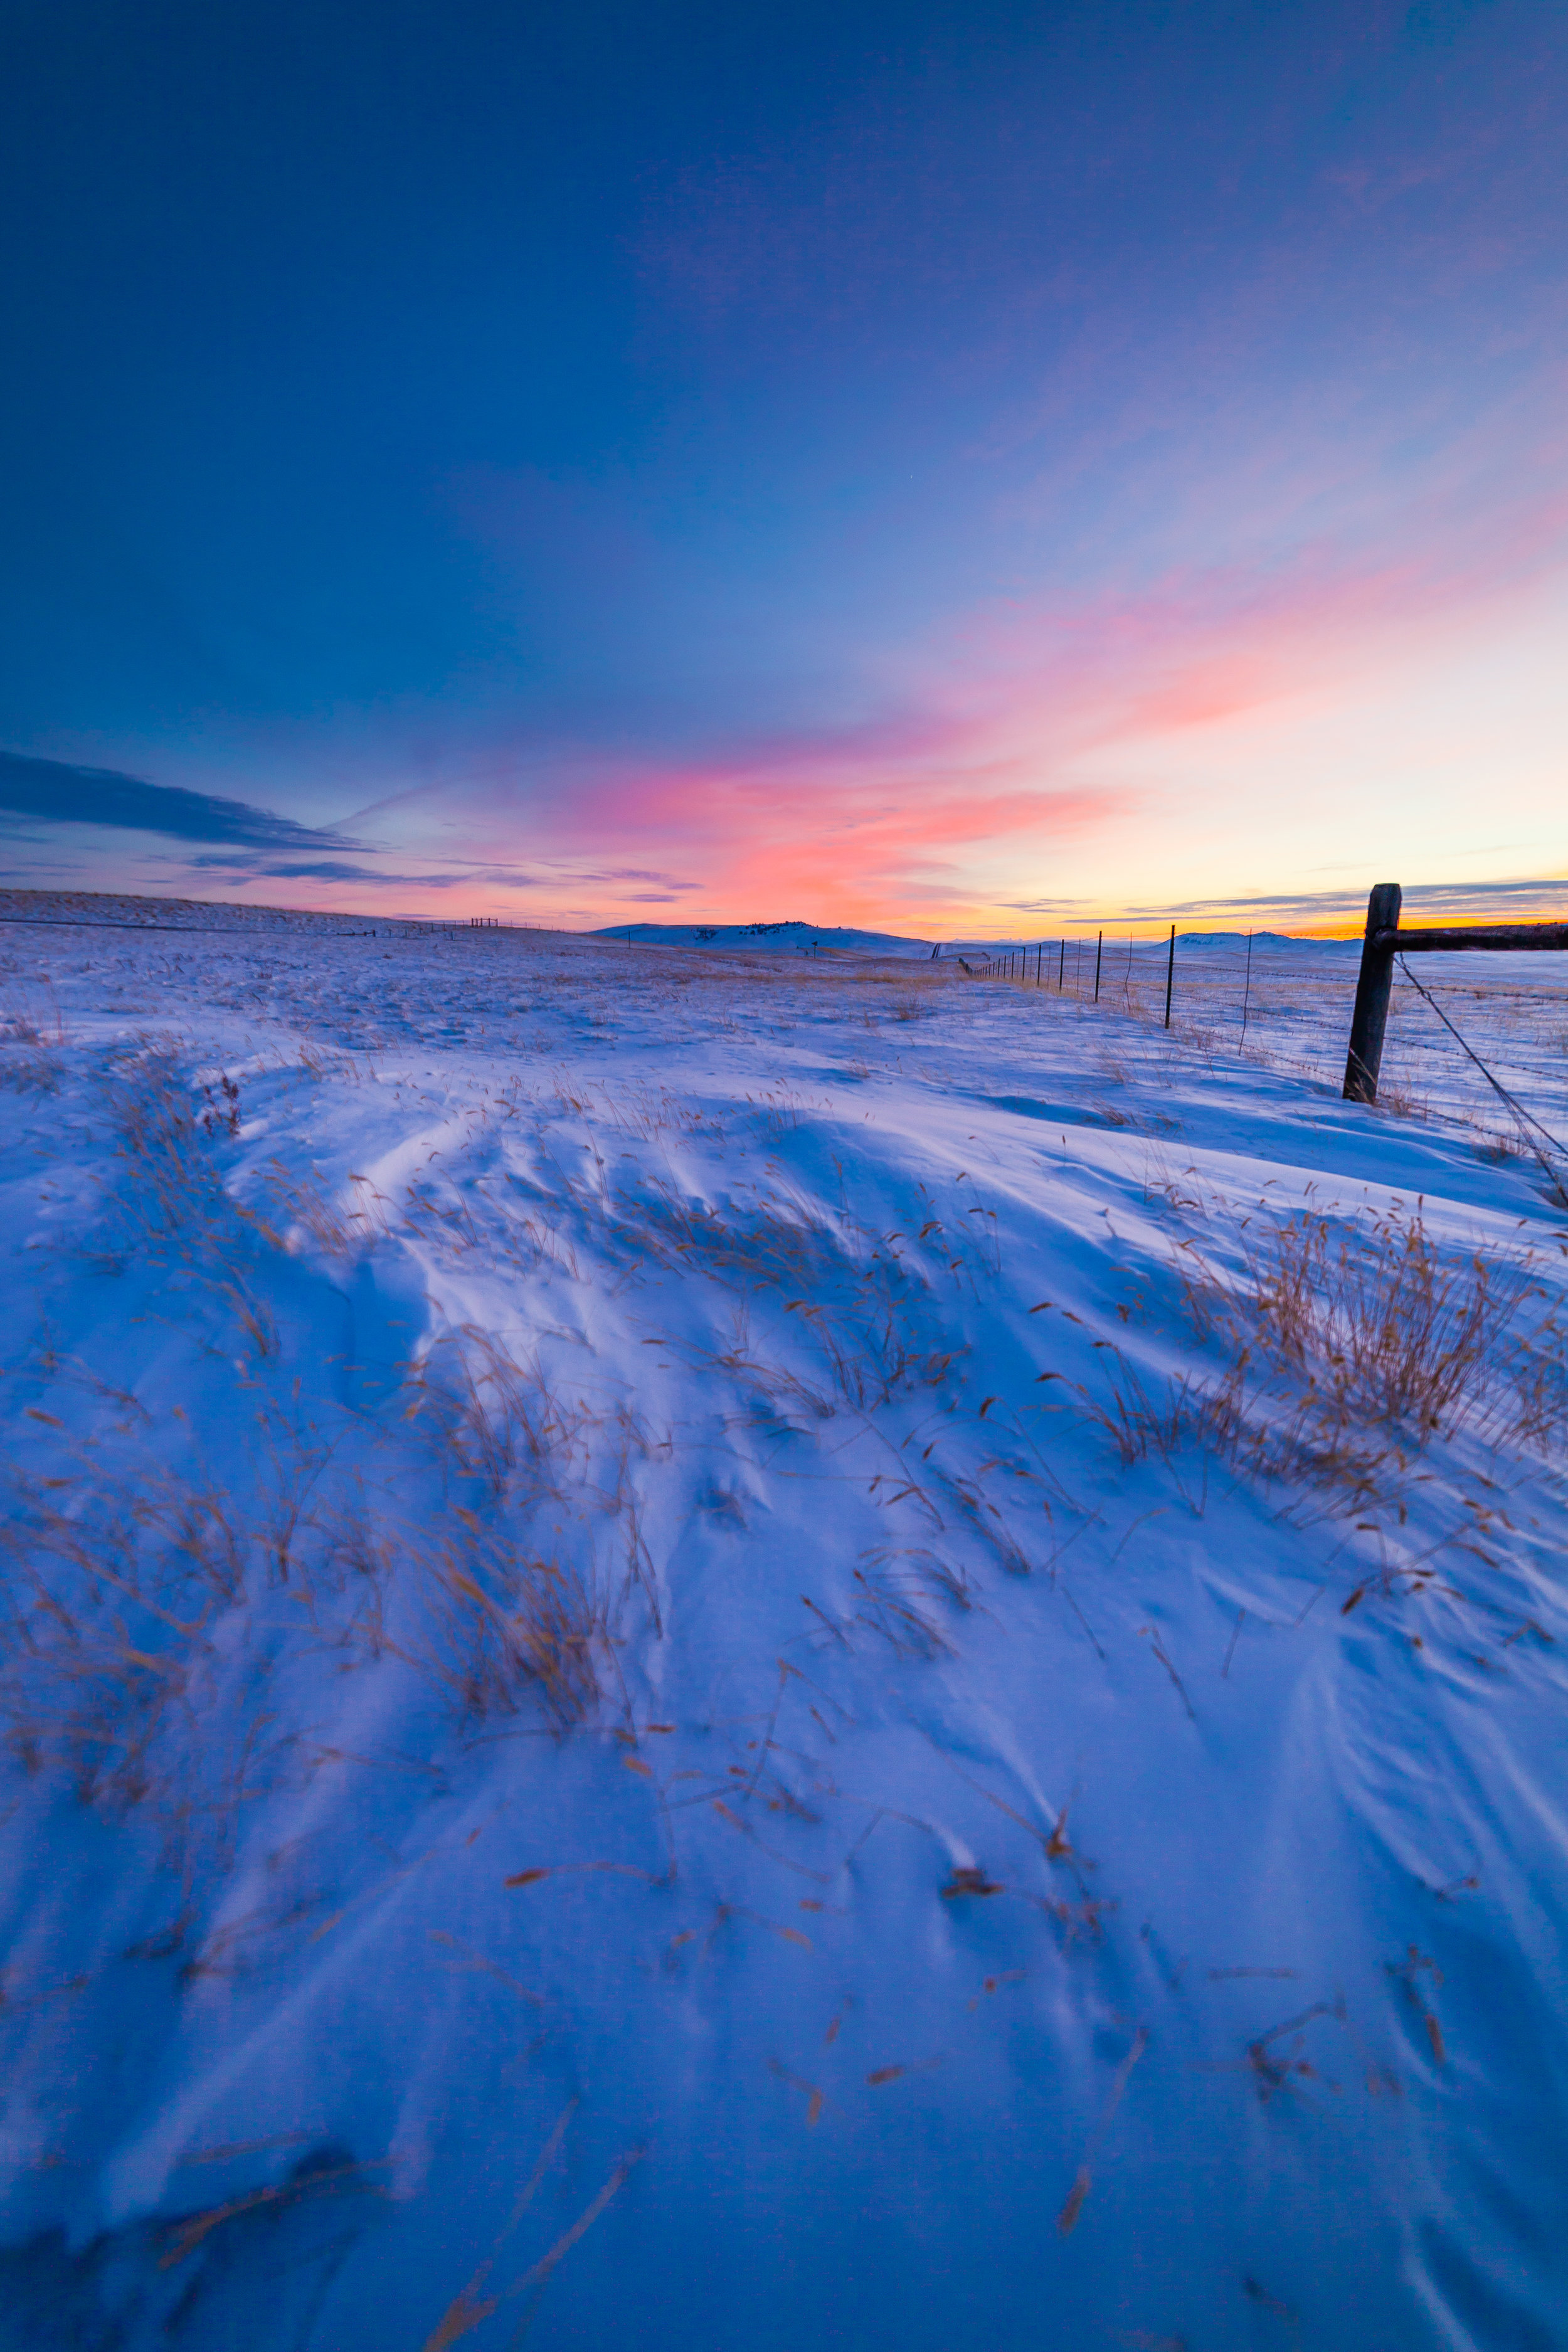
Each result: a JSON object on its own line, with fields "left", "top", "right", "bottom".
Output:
{"left": 1, "top": 910, "right": 1565, "bottom": 2350}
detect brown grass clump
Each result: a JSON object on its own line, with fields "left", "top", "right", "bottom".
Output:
{"left": 1088, "top": 1205, "right": 1552, "bottom": 1489}
{"left": 0, "top": 1009, "right": 66, "bottom": 1092}
{"left": 853, "top": 968, "right": 951, "bottom": 1019}
{"left": 330, "top": 1507, "right": 602, "bottom": 1726}
{"left": 1208, "top": 1207, "right": 1532, "bottom": 1446}
{"left": 800, "top": 1565, "right": 956, "bottom": 1659}
{"left": 262, "top": 1161, "right": 389, "bottom": 1259}
{"left": 0, "top": 1318, "right": 616, "bottom": 1817}
{"left": 1370, "top": 1075, "right": 1431, "bottom": 1121}
{"left": 103, "top": 1045, "right": 280, "bottom": 1352}
{"left": 110, "top": 1047, "right": 232, "bottom": 1235}
{"left": 0, "top": 1442, "right": 605, "bottom": 1818}
{"left": 0, "top": 1467, "right": 254, "bottom": 1806}
{"left": 386, "top": 1326, "right": 635, "bottom": 1710}
{"left": 410, "top": 1328, "right": 599, "bottom": 1509}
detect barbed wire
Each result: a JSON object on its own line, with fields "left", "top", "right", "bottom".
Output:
{"left": 1397, "top": 953, "right": 1568, "bottom": 1209}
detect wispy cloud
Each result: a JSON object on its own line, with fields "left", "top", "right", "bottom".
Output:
{"left": 234, "top": 860, "right": 460, "bottom": 886}
{"left": 13, "top": 375, "right": 1566, "bottom": 939}
{"left": 1006, "top": 876, "right": 1568, "bottom": 930}
{"left": 0, "top": 750, "right": 365, "bottom": 854}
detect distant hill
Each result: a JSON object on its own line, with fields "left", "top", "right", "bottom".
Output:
{"left": 590, "top": 919, "right": 942, "bottom": 959}
{"left": 1170, "top": 930, "right": 1337, "bottom": 948}
{"left": 591, "top": 920, "right": 1354, "bottom": 960}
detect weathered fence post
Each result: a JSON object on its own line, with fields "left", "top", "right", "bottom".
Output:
{"left": 1163, "top": 924, "right": 1175, "bottom": 1029}
{"left": 1342, "top": 882, "right": 1402, "bottom": 1103}
{"left": 1094, "top": 930, "right": 1103, "bottom": 1002}
{"left": 1058, "top": 940, "right": 1065, "bottom": 991}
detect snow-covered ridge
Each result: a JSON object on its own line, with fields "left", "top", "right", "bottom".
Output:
{"left": 1, "top": 898, "right": 1565, "bottom": 2348}
{"left": 0, "top": 887, "right": 391, "bottom": 935}
{"left": 590, "top": 920, "right": 1352, "bottom": 959}
{"left": 591, "top": 918, "right": 941, "bottom": 957}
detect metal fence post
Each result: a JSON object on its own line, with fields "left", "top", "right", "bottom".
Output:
{"left": 1163, "top": 924, "right": 1175, "bottom": 1029}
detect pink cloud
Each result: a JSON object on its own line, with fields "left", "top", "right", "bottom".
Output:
{"left": 417, "top": 509, "right": 1559, "bottom": 931}
{"left": 291, "top": 406, "right": 1568, "bottom": 935}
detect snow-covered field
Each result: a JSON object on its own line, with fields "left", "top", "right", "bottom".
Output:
{"left": 2, "top": 899, "right": 1567, "bottom": 2351}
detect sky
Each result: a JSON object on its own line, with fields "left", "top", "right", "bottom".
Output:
{"left": 1, "top": 0, "right": 1565, "bottom": 936}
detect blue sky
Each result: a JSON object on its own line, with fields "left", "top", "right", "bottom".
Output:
{"left": 3, "top": 1, "right": 1565, "bottom": 930}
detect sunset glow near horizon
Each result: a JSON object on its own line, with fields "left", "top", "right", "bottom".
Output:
{"left": 3, "top": 2, "right": 1565, "bottom": 938}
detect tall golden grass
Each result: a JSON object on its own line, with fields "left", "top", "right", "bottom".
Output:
{"left": 1084, "top": 1203, "right": 1559, "bottom": 1496}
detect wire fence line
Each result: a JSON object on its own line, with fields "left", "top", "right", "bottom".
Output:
{"left": 9, "top": 893, "right": 1568, "bottom": 1174}
{"left": 1394, "top": 956, "right": 1568, "bottom": 1204}
{"left": 968, "top": 934, "right": 1568, "bottom": 1161}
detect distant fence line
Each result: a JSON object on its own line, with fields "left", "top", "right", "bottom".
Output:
{"left": 0, "top": 911, "right": 556, "bottom": 941}
{"left": 9, "top": 894, "right": 1568, "bottom": 1169}
{"left": 962, "top": 924, "right": 1182, "bottom": 1025}
{"left": 956, "top": 895, "right": 1568, "bottom": 1178}
{"left": 0, "top": 913, "right": 379, "bottom": 938}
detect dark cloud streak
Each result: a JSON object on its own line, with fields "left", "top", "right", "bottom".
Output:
{"left": 0, "top": 750, "right": 364, "bottom": 853}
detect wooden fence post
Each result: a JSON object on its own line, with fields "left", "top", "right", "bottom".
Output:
{"left": 1094, "top": 930, "right": 1103, "bottom": 1002}
{"left": 1343, "top": 882, "right": 1402, "bottom": 1102}
{"left": 1163, "top": 924, "right": 1175, "bottom": 1029}
{"left": 1240, "top": 928, "right": 1253, "bottom": 1045}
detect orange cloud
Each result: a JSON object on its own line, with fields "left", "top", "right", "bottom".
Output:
{"left": 233, "top": 443, "right": 1568, "bottom": 937}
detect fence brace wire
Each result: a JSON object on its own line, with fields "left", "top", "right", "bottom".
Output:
{"left": 1396, "top": 954, "right": 1568, "bottom": 1209}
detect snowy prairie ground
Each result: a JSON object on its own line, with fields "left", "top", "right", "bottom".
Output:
{"left": 1, "top": 897, "right": 1567, "bottom": 2351}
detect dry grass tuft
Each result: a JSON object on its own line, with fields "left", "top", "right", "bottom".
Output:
{"left": 1086, "top": 1205, "right": 1554, "bottom": 1495}
{"left": 333, "top": 1509, "right": 603, "bottom": 1725}
{"left": 610, "top": 1167, "right": 861, "bottom": 1303}
{"left": 263, "top": 1160, "right": 389, "bottom": 1259}
{"left": 0, "top": 1317, "right": 620, "bottom": 1820}
{"left": 411, "top": 1328, "right": 596, "bottom": 1508}
{"left": 103, "top": 1045, "right": 280, "bottom": 1350}
{"left": 0, "top": 1445, "right": 605, "bottom": 1818}
{"left": 1205, "top": 1208, "right": 1532, "bottom": 1445}
{"left": 0, "top": 1009, "right": 67, "bottom": 1092}
{"left": 0, "top": 1466, "right": 258, "bottom": 1806}
{"left": 1370, "top": 1075, "right": 1431, "bottom": 1121}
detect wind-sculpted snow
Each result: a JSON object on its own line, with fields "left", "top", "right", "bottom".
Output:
{"left": 1, "top": 908, "right": 1566, "bottom": 2349}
